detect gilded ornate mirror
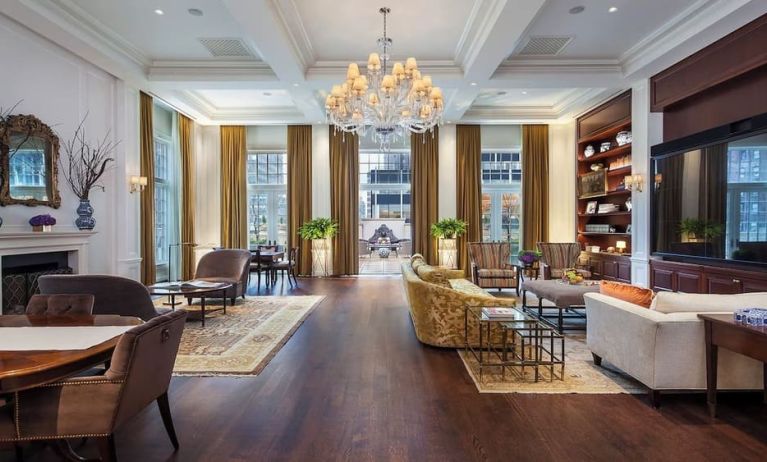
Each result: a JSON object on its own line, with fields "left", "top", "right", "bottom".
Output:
{"left": 0, "top": 114, "right": 61, "bottom": 208}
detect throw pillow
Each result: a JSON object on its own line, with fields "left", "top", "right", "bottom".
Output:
{"left": 415, "top": 264, "right": 452, "bottom": 288}
{"left": 650, "top": 291, "right": 767, "bottom": 313}
{"left": 600, "top": 280, "right": 654, "bottom": 308}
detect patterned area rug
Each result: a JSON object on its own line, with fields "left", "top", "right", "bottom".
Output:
{"left": 157, "top": 296, "right": 324, "bottom": 376}
{"left": 458, "top": 334, "right": 645, "bottom": 394}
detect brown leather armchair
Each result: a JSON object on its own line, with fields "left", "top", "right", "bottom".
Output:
{"left": 537, "top": 242, "right": 592, "bottom": 280}
{"left": 25, "top": 294, "right": 95, "bottom": 315}
{"left": 0, "top": 310, "right": 187, "bottom": 462}
{"left": 38, "top": 275, "right": 167, "bottom": 321}
{"left": 191, "top": 249, "right": 252, "bottom": 303}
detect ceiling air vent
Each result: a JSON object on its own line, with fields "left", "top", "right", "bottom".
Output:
{"left": 517, "top": 36, "right": 572, "bottom": 56}
{"left": 198, "top": 38, "right": 254, "bottom": 57}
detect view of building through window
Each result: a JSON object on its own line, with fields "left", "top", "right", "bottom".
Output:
{"left": 728, "top": 147, "right": 767, "bottom": 252}
{"left": 481, "top": 151, "right": 522, "bottom": 255}
{"left": 247, "top": 152, "right": 288, "bottom": 247}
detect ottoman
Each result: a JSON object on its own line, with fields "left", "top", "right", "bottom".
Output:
{"left": 522, "top": 279, "right": 600, "bottom": 332}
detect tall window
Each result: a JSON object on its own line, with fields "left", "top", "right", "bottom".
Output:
{"left": 481, "top": 151, "right": 522, "bottom": 255}
{"left": 247, "top": 152, "right": 288, "bottom": 246}
{"left": 154, "top": 138, "right": 171, "bottom": 266}
{"left": 727, "top": 148, "right": 767, "bottom": 252}
{"left": 152, "top": 103, "right": 180, "bottom": 282}
{"left": 359, "top": 150, "right": 411, "bottom": 220}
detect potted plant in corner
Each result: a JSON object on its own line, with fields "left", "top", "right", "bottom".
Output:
{"left": 298, "top": 218, "right": 339, "bottom": 277}
{"left": 430, "top": 218, "right": 468, "bottom": 269}
{"left": 59, "top": 118, "right": 116, "bottom": 230}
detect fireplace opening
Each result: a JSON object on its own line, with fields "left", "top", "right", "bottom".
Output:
{"left": 2, "top": 251, "right": 73, "bottom": 314}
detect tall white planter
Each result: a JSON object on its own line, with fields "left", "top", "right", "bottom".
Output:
{"left": 438, "top": 238, "right": 458, "bottom": 269}
{"left": 311, "top": 238, "right": 333, "bottom": 277}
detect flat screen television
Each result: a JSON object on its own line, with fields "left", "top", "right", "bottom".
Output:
{"left": 651, "top": 113, "right": 767, "bottom": 268}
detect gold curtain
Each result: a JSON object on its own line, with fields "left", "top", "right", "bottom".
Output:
{"left": 522, "top": 125, "right": 549, "bottom": 249}
{"left": 287, "top": 125, "right": 313, "bottom": 276}
{"left": 139, "top": 92, "right": 156, "bottom": 284}
{"left": 220, "top": 126, "right": 248, "bottom": 249}
{"left": 330, "top": 128, "right": 359, "bottom": 275}
{"left": 178, "top": 114, "right": 196, "bottom": 280}
{"left": 411, "top": 129, "right": 439, "bottom": 265}
{"left": 456, "top": 125, "right": 482, "bottom": 274}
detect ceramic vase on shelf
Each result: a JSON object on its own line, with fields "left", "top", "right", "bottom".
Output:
{"left": 75, "top": 199, "right": 95, "bottom": 230}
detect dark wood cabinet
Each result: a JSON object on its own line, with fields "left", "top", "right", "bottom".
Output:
{"left": 581, "top": 252, "right": 630, "bottom": 283}
{"left": 650, "top": 259, "right": 767, "bottom": 294}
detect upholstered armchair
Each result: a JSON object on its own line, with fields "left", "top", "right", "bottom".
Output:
{"left": 537, "top": 242, "right": 592, "bottom": 280}
{"left": 192, "top": 249, "right": 252, "bottom": 303}
{"left": 25, "top": 294, "right": 95, "bottom": 315}
{"left": 0, "top": 311, "right": 187, "bottom": 462}
{"left": 467, "top": 242, "right": 519, "bottom": 294}
{"left": 38, "top": 275, "right": 167, "bottom": 321}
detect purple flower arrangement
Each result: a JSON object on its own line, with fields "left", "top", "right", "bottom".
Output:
{"left": 517, "top": 250, "right": 542, "bottom": 265}
{"left": 29, "top": 214, "right": 57, "bottom": 227}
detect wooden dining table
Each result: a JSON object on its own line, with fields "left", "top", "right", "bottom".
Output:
{"left": 0, "top": 314, "right": 142, "bottom": 394}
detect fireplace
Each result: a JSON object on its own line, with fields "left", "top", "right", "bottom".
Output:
{"left": 2, "top": 252, "right": 73, "bottom": 314}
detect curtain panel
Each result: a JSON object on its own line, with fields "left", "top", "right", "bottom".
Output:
{"left": 330, "top": 128, "right": 359, "bottom": 275}
{"left": 178, "top": 114, "right": 196, "bottom": 280}
{"left": 139, "top": 92, "right": 156, "bottom": 284}
{"left": 287, "top": 125, "right": 313, "bottom": 276}
{"left": 411, "top": 129, "right": 439, "bottom": 265}
{"left": 456, "top": 125, "right": 482, "bottom": 275}
{"left": 220, "top": 126, "right": 248, "bottom": 249}
{"left": 522, "top": 125, "right": 549, "bottom": 250}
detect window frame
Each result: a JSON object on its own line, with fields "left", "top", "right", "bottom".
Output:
{"left": 246, "top": 150, "right": 288, "bottom": 247}
{"left": 480, "top": 149, "right": 523, "bottom": 254}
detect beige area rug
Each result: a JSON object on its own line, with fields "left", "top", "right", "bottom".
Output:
{"left": 155, "top": 296, "right": 324, "bottom": 376}
{"left": 458, "top": 334, "right": 645, "bottom": 394}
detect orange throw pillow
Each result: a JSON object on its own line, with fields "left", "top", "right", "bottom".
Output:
{"left": 600, "top": 280, "right": 654, "bottom": 308}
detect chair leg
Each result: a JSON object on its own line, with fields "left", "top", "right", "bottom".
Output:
{"left": 14, "top": 443, "right": 22, "bottom": 462}
{"left": 157, "top": 392, "right": 180, "bottom": 450}
{"left": 95, "top": 435, "right": 117, "bottom": 462}
{"left": 591, "top": 352, "right": 602, "bottom": 366}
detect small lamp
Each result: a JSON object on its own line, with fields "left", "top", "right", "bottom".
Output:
{"left": 616, "top": 240, "right": 627, "bottom": 254}
{"left": 130, "top": 175, "right": 148, "bottom": 193}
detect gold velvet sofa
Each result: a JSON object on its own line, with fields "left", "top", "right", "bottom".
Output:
{"left": 401, "top": 255, "right": 515, "bottom": 348}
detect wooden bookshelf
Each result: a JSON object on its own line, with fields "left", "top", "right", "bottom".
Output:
{"left": 576, "top": 91, "right": 633, "bottom": 274}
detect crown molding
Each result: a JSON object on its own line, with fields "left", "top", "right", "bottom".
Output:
{"left": 461, "top": 105, "right": 560, "bottom": 122}
{"left": 175, "top": 90, "right": 304, "bottom": 123}
{"left": 496, "top": 58, "right": 622, "bottom": 74}
{"left": 148, "top": 60, "right": 276, "bottom": 81}
{"left": 454, "top": 0, "right": 507, "bottom": 71}
{"left": 44, "top": 0, "right": 150, "bottom": 68}
{"left": 270, "top": 0, "right": 315, "bottom": 69}
{"left": 307, "top": 60, "right": 464, "bottom": 81}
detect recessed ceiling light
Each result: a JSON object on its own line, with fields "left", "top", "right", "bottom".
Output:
{"left": 608, "top": 6, "right": 618, "bottom": 13}
{"left": 521, "top": 91, "right": 528, "bottom": 95}
{"left": 470, "top": 82, "right": 477, "bottom": 86}
{"left": 154, "top": 9, "right": 164, "bottom": 15}
{"left": 293, "top": 83, "right": 299, "bottom": 87}
{"left": 569, "top": 6, "right": 585, "bottom": 14}
{"left": 188, "top": 8, "right": 203, "bottom": 16}
{"left": 447, "top": 120, "right": 452, "bottom": 124}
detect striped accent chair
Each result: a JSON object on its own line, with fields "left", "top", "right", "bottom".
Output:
{"left": 468, "top": 242, "right": 519, "bottom": 294}
{"left": 537, "top": 242, "right": 592, "bottom": 280}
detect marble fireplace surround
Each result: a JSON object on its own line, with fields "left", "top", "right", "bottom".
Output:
{"left": 0, "top": 231, "right": 96, "bottom": 312}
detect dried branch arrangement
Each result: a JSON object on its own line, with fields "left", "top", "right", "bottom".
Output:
{"left": 59, "top": 117, "right": 117, "bottom": 200}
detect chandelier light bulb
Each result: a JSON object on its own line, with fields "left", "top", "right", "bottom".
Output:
{"left": 347, "top": 63, "right": 360, "bottom": 80}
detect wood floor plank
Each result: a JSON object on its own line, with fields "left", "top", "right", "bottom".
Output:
{"left": 4, "top": 276, "right": 766, "bottom": 461}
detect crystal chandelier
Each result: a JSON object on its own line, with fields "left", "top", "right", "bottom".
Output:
{"left": 325, "top": 7, "right": 444, "bottom": 151}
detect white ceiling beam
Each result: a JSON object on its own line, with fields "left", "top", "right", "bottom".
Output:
{"left": 443, "top": 0, "right": 547, "bottom": 121}
{"left": 222, "top": 0, "right": 324, "bottom": 122}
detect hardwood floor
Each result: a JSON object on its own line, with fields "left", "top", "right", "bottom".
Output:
{"left": 5, "top": 277, "right": 767, "bottom": 461}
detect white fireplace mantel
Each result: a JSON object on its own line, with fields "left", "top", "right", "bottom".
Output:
{"left": 0, "top": 231, "right": 97, "bottom": 274}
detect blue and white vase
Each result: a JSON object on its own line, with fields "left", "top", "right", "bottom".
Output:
{"left": 75, "top": 199, "right": 95, "bottom": 230}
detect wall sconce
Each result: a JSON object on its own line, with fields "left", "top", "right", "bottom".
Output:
{"left": 654, "top": 173, "right": 663, "bottom": 190}
{"left": 616, "top": 240, "right": 627, "bottom": 254}
{"left": 624, "top": 174, "right": 644, "bottom": 192}
{"left": 129, "top": 175, "right": 148, "bottom": 194}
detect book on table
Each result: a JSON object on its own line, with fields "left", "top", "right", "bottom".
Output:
{"left": 481, "top": 307, "right": 522, "bottom": 319}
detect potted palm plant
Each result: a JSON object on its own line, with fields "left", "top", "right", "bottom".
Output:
{"left": 430, "top": 218, "right": 468, "bottom": 268}
{"left": 298, "top": 218, "right": 339, "bottom": 277}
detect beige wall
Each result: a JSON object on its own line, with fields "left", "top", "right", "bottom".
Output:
{"left": 547, "top": 122, "right": 577, "bottom": 242}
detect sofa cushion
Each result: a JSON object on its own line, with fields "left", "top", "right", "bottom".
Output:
{"left": 477, "top": 269, "right": 516, "bottom": 278}
{"left": 650, "top": 291, "right": 767, "bottom": 314}
{"left": 415, "top": 265, "right": 451, "bottom": 287}
{"left": 600, "top": 280, "right": 654, "bottom": 308}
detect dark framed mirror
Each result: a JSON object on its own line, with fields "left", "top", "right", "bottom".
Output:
{"left": 0, "top": 114, "right": 61, "bottom": 208}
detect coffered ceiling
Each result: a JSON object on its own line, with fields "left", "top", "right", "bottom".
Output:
{"left": 3, "top": 0, "right": 765, "bottom": 125}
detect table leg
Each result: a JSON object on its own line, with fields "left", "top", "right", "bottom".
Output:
{"left": 171, "top": 294, "right": 176, "bottom": 311}
{"left": 558, "top": 307, "right": 564, "bottom": 333}
{"left": 763, "top": 363, "right": 767, "bottom": 404}
{"left": 201, "top": 296, "right": 207, "bottom": 328}
{"left": 223, "top": 292, "right": 227, "bottom": 315}
{"left": 538, "top": 298, "right": 543, "bottom": 319}
{"left": 704, "top": 321, "right": 718, "bottom": 418}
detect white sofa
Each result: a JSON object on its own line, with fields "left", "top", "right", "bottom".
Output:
{"left": 585, "top": 291, "right": 767, "bottom": 405}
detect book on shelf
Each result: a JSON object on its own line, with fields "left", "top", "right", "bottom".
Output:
{"left": 481, "top": 307, "right": 520, "bottom": 319}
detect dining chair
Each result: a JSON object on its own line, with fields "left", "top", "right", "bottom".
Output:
{"left": 272, "top": 247, "right": 299, "bottom": 287}
{"left": 249, "top": 248, "right": 273, "bottom": 291}
{"left": 0, "top": 310, "right": 188, "bottom": 462}
{"left": 38, "top": 275, "right": 168, "bottom": 321}
{"left": 190, "top": 249, "right": 252, "bottom": 304}
{"left": 25, "top": 294, "right": 95, "bottom": 316}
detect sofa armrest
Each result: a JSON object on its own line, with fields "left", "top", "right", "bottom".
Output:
{"left": 15, "top": 377, "right": 123, "bottom": 439}
{"left": 444, "top": 269, "right": 466, "bottom": 280}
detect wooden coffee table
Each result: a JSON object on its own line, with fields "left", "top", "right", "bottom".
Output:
{"left": 521, "top": 279, "right": 600, "bottom": 332}
{"left": 148, "top": 283, "right": 232, "bottom": 327}
{"left": 698, "top": 313, "right": 767, "bottom": 418}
